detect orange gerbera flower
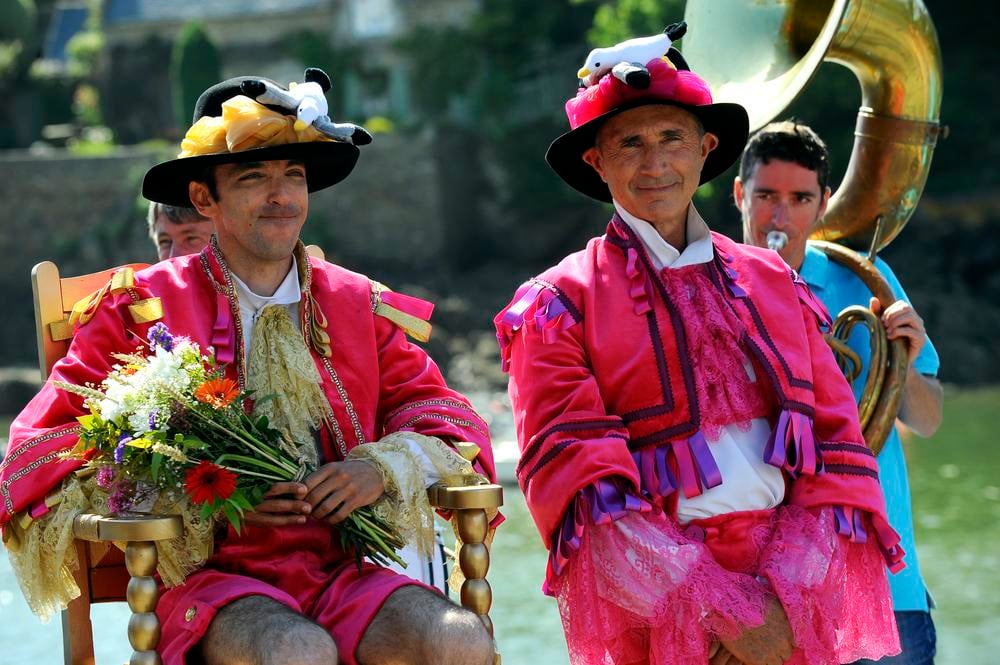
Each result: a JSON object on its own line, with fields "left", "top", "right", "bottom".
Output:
{"left": 185, "top": 461, "right": 237, "bottom": 504}
{"left": 194, "top": 378, "right": 240, "bottom": 409}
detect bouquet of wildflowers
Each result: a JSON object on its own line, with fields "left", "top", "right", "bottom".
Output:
{"left": 55, "top": 323, "right": 405, "bottom": 569}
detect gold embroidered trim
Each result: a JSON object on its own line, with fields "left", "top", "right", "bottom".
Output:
{"left": 386, "top": 398, "right": 486, "bottom": 424}
{"left": 0, "top": 425, "right": 80, "bottom": 473}
{"left": 319, "top": 356, "right": 365, "bottom": 445}
{"left": 1, "top": 450, "right": 63, "bottom": 516}
{"left": 398, "top": 412, "right": 488, "bottom": 438}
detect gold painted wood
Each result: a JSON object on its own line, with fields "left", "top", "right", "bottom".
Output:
{"left": 428, "top": 482, "right": 503, "bottom": 661}
{"left": 73, "top": 514, "right": 182, "bottom": 543}
{"left": 428, "top": 483, "right": 504, "bottom": 511}
{"left": 125, "top": 542, "right": 163, "bottom": 665}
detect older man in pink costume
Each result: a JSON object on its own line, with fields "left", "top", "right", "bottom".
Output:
{"left": 495, "top": 32, "right": 902, "bottom": 665}
{"left": 2, "top": 70, "right": 496, "bottom": 665}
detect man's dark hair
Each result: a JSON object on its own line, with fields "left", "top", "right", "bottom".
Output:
{"left": 191, "top": 164, "right": 219, "bottom": 201}
{"left": 739, "top": 120, "right": 830, "bottom": 190}
{"left": 146, "top": 201, "right": 211, "bottom": 240}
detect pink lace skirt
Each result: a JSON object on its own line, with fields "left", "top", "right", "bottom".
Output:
{"left": 550, "top": 506, "right": 899, "bottom": 664}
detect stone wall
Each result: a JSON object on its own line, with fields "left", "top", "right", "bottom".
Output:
{"left": 0, "top": 132, "right": 446, "bottom": 368}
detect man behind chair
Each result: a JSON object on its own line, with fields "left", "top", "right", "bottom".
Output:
{"left": 2, "top": 69, "right": 496, "bottom": 665}
{"left": 147, "top": 201, "right": 215, "bottom": 261}
{"left": 496, "top": 28, "right": 903, "bottom": 664}
{"left": 735, "top": 120, "right": 942, "bottom": 665}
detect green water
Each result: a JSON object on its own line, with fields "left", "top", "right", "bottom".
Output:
{"left": 1, "top": 387, "right": 997, "bottom": 663}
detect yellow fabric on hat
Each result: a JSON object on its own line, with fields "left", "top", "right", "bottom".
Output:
{"left": 178, "top": 95, "right": 334, "bottom": 159}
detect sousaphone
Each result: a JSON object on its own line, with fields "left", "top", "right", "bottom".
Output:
{"left": 682, "top": 0, "right": 944, "bottom": 452}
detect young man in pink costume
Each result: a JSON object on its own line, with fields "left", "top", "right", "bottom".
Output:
{"left": 495, "top": 32, "right": 903, "bottom": 665}
{"left": 2, "top": 70, "right": 497, "bottom": 665}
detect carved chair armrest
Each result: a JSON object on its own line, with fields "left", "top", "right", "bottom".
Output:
{"left": 427, "top": 483, "right": 503, "bottom": 649}
{"left": 72, "top": 514, "right": 182, "bottom": 665}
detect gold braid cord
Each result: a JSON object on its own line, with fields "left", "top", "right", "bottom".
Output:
{"left": 4, "top": 477, "right": 213, "bottom": 620}
{"left": 346, "top": 432, "right": 494, "bottom": 578}
{"left": 246, "top": 304, "right": 330, "bottom": 470}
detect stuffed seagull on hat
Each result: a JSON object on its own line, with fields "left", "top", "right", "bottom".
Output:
{"left": 240, "top": 67, "right": 373, "bottom": 145}
{"left": 577, "top": 22, "right": 688, "bottom": 89}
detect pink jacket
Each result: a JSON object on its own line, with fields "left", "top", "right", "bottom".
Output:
{"left": 496, "top": 216, "right": 901, "bottom": 570}
{"left": 1, "top": 242, "right": 495, "bottom": 527}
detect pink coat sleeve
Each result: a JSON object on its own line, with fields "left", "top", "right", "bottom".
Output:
{"left": 788, "top": 274, "right": 905, "bottom": 571}
{"left": 374, "top": 315, "right": 496, "bottom": 483}
{"left": 499, "top": 284, "right": 639, "bottom": 545}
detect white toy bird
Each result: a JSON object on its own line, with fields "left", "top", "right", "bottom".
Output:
{"left": 240, "top": 68, "right": 372, "bottom": 145}
{"left": 577, "top": 22, "right": 688, "bottom": 89}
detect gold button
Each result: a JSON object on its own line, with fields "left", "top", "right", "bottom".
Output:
{"left": 184, "top": 606, "right": 197, "bottom": 622}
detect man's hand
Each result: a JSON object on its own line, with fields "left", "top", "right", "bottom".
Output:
{"left": 303, "top": 460, "right": 385, "bottom": 524}
{"left": 245, "top": 481, "right": 311, "bottom": 527}
{"left": 870, "top": 297, "right": 925, "bottom": 366}
{"left": 709, "top": 641, "right": 746, "bottom": 665}
{"left": 719, "top": 594, "right": 794, "bottom": 665}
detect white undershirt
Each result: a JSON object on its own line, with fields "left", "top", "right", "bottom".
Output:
{"left": 229, "top": 257, "right": 441, "bottom": 486}
{"left": 614, "top": 201, "right": 785, "bottom": 522}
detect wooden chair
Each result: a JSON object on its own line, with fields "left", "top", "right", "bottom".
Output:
{"left": 30, "top": 254, "right": 503, "bottom": 665}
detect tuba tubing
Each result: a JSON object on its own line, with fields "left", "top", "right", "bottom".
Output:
{"left": 811, "top": 241, "right": 908, "bottom": 454}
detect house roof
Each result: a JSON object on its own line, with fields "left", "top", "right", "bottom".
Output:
{"left": 43, "top": 4, "right": 89, "bottom": 63}
{"left": 102, "top": 0, "right": 325, "bottom": 25}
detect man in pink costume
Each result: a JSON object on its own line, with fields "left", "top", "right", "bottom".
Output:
{"left": 2, "top": 70, "right": 497, "bottom": 665}
{"left": 495, "top": 32, "right": 903, "bottom": 665}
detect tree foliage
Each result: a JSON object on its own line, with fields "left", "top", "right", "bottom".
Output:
{"left": 170, "top": 21, "right": 221, "bottom": 129}
{"left": 587, "top": 0, "right": 684, "bottom": 46}
{"left": 0, "top": 0, "right": 37, "bottom": 84}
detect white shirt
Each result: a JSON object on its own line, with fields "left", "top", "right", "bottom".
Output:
{"left": 614, "top": 201, "right": 785, "bottom": 523}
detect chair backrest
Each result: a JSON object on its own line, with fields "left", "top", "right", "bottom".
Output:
{"left": 31, "top": 261, "right": 150, "bottom": 380}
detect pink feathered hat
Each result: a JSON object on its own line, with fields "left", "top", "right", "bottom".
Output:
{"left": 545, "top": 50, "right": 748, "bottom": 202}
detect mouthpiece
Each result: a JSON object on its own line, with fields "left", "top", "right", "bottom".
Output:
{"left": 766, "top": 231, "right": 788, "bottom": 252}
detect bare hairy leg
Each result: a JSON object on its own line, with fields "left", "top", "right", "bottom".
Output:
{"left": 357, "top": 586, "right": 494, "bottom": 665}
{"left": 195, "top": 595, "right": 338, "bottom": 665}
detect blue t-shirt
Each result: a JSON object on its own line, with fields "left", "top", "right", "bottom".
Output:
{"left": 799, "top": 244, "right": 940, "bottom": 612}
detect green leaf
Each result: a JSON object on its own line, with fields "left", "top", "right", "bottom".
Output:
{"left": 222, "top": 503, "right": 242, "bottom": 535}
{"left": 182, "top": 436, "right": 208, "bottom": 450}
{"left": 231, "top": 492, "right": 255, "bottom": 512}
{"left": 198, "top": 501, "right": 213, "bottom": 520}
{"left": 151, "top": 453, "right": 163, "bottom": 483}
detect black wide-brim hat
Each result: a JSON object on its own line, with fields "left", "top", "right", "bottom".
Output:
{"left": 143, "top": 74, "right": 360, "bottom": 207}
{"left": 546, "top": 100, "right": 748, "bottom": 203}
{"left": 545, "top": 51, "right": 749, "bottom": 203}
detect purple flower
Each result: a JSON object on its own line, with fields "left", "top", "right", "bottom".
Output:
{"left": 107, "top": 485, "right": 130, "bottom": 514}
{"left": 147, "top": 322, "right": 174, "bottom": 352}
{"left": 95, "top": 466, "right": 115, "bottom": 489}
{"left": 148, "top": 409, "right": 160, "bottom": 431}
{"left": 114, "top": 433, "right": 131, "bottom": 464}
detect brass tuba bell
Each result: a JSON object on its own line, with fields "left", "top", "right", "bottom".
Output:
{"left": 682, "top": 0, "right": 944, "bottom": 452}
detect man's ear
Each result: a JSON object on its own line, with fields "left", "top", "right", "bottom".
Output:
{"left": 701, "top": 131, "right": 720, "bottom": 158}
{"left": 733, "top": 176, "right": 745, "bottom": 209}
{"left": 582, "top": 146, "right": 606, "bottom": 183}
{"left": 818, "top": 185, "right": 832, "bottom": 218}
{"left": 188, "top": 180, "right": 216, "bottom": 218}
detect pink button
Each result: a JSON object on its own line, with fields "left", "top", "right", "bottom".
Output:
{"left": 684, "top": 525, "right": 706, "bottom": 542}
